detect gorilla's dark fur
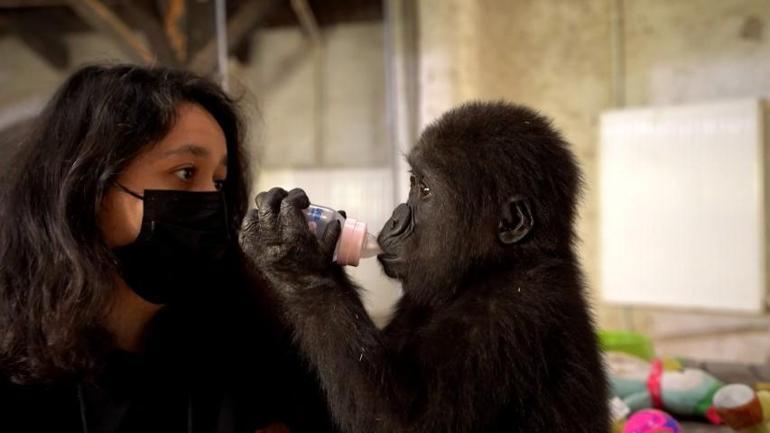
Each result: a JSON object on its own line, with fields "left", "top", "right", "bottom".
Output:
{"left": 241, "top": 101, "right": 609, "bottom": 433}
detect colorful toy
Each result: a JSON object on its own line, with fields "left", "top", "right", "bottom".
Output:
{"left": 713, "top": 383, "right": 770, "bottom": 433}
{"left": 611, "top": 396, "right": 632, "bottom": 433}
{"left": 607, "top": 351, "right": 723, "bottom": 423}
{"left": 623, "top": 409, "right": 683, "bottom": 433}
{"left": 600, "top": 330, "right": 655, "bottom": 361}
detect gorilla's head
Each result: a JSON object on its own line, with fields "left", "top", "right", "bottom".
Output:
{"left": 378, "top": 101, "right": 582, "bottom": 302}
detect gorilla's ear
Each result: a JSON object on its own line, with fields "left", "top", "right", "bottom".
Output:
{"left": 498, "top": 196, "right": 534, "bottom": 245}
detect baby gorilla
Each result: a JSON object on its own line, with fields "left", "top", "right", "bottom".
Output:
{"left": 240, "top": 102, "right": 609, "bottom": 433}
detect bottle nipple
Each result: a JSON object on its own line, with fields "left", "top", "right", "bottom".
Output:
{"left": 335, "top": 225, "right": 382, "bottom": 265}
{"left": 361, "top": 233, "right": 382, "bottom": 259}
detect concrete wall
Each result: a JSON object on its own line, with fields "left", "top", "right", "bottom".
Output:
{"left": 611, "top": 0, "right": 770, "bottom": 363}
{"left": 415, "top": 0, "right": 770, "bottom": 363}
{"left": 417, "top": 0, "right": 612, "bottom": 303}
{"left": 0, "top": 33, "right": 127, "bottom": 169}
{"left": 241, "top": 23, "right": 388, "bottom": 169}
{"left": 0, "top": 33, "right": 126, "bottom": 124}
{"left": 624, "top": 0, "right": 770, "bottom": 106}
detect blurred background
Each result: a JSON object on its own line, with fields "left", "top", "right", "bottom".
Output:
{"left": 2, "top": 0, "right": 770, "bottom": 370}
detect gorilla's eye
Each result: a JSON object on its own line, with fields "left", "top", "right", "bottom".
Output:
{"left": 410, "top": 175, "right": 416, "bottom": 188}
{"left": 419, "top": 182, "right": 431, "bottom": 199}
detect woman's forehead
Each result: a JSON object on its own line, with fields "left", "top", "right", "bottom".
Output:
{"left": 148, "top": 103, "right": 227, "bottom": 160}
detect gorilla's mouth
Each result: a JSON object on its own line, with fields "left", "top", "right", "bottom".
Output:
{"left": 377, "top": 253, "right": 404, "bottom": 278}
{"left": 377, "top": 253, "right": 399, "bottom": 263}
{"left": 376, "top": 203, "right": 413, "bottom": 280}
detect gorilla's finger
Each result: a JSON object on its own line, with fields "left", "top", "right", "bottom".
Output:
{"left": 255, "top": 187, "right": 288, "bottom": 230}
{"left": 280, "top": 188, "right": 313, "bottom": 241}
{"left": 283, "top": 188, "right": 311, "bottom": 209}
{"left": 241, "top": 208, "right": 260, "bottom": 232}
{"left": 320, "top": 220, "right": 342, "bottom": 259}
{"left": 255, "top": 187, "right": 288, "bottom": 212}
{"left": 238, "top": 209, "right": 261, "bottom": 252}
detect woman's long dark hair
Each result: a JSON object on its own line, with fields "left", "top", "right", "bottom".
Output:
{"left": 0, "top": 64, "right": 251, "bottom": 383}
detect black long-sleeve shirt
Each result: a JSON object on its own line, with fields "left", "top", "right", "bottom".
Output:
{"left": 0, "top": 281, "right": 337, "bottom": 433}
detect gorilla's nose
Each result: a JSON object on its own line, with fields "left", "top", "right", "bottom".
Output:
{"left": 385, "top": 204, "right": 412, "bottom": 237}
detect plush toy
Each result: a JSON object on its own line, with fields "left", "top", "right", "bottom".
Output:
{"left": 623, "top": 409, "right": 683, "bottom": 433}
{"left": 607, "top": 352, "right": 722, "bottom": 423}
{"left": 713, "top": 383, "right": 770, "bottom": 433}
{"left": 611, "top": 396, "right": 632, "bottom": 433}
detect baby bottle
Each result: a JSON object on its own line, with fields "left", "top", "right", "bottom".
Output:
{"left": 303, "top": 204, "right": 381, "bottom": 266}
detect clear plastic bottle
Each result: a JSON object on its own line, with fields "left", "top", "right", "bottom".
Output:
{"left": 303, "top": 204, "right": 381, "bottom": 266}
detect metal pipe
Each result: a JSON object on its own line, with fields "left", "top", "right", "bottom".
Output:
{"left": 610, "top": 0, "right": 625, "bottom": 107}
{"left": 215, "top": 0, "right": 229, "bottom": 92}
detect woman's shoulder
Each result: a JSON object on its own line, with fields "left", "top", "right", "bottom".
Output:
{"left": 0, "top": 372, "right": 83, "bottom": 430}
{"left": 0, "top": 371, "right": 73, "bottom": 400}
{"left": 0, "top": 371, "right": 31, "bottom": 397}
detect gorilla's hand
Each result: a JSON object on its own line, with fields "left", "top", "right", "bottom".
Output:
{"left": 241, "top": 192, "right": 407, "bottom": 433}
{"left": 239, "top": 187, "right": 341, "bottom": 285}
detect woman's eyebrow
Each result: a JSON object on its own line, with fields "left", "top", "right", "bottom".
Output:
{"left": 161, "top": 144, "right": 227, "bottom": 167}
{"left": 161, "top": 144, "right": 209, "bottom": 158}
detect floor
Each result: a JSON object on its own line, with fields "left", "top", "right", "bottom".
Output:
{"left": 680, "top": 423, "right": 732, "bottom": 433}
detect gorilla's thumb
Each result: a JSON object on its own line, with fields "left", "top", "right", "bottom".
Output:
{"left": 320, "top": 220, "right": 342, "bottom": 259}
{"left": 238, "top": 209, "right": 260, "bottom": 255}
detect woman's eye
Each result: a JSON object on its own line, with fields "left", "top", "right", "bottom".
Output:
{"left": 214, "top": 179, "right": 226, "bottom": 191}
{"left": 174, "top": 167, "right": 196, "bottom": 182}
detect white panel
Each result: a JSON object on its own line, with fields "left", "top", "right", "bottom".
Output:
{"left": 600, "top": 99, "right": 766, "bottom": 312}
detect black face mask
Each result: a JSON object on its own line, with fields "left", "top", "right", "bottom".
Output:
{"left": 112, "top": 185, "right": 230, "bottom": 305}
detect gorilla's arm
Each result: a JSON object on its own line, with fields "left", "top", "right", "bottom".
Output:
{"left": 275, "top": 269, "right": 411, "bottom": 433}
{"left": 239, "top": 189, "right": 413, "bottom": 432}
{"left": 269, "top": 272, "right": 558, "bottom": 433}
{"left": 239, "top": 188, "right": 550, "bottom": 432}
{"left": 262, "top": 275, "right": 536, "bottom": 432}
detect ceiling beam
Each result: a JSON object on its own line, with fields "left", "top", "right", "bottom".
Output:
{"left": 65, "top": 0, "right": 154, "bottom": 64}
{"left": 188, "top": 0, "right": 276, "bottom": 75}
{"left": 0, "top": 0, "right": 66, "bottom": 8}
{"left": 160, "top": 0, "right": 186, "bottom": 64}
{"left": 9, "top": 12, "right": 70, "bottom": 69}
{"left": 290, "top": 0, "right": 320, "bottom": 45}
{"left": 122, "top": 0, "right": 178, "bottom": 66}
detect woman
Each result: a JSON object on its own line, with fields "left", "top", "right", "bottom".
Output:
{"left": 0, "top": 65, "right": 333, "bottom": 433}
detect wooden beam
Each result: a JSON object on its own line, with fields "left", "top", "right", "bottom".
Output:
{"left": 122, "top": 0, "right": 178, "bottom": 66}
{"left": 290, "top": 0, "right": 320, "bottom": 45}
{"left": 161, "top": 0, "right": 186, "bottom": 63}
{"left": 188, "top": 0, "right": 276, "bottom": 75}
{"left": 65, "top": 0, "right": 154, "bottom": 64}
{"left": 184, "top": 0, "right": 214, "bottom": 66}
{"left": 8, "top": 11, "right": 70, "bottom": 69}
{"left": 0, "top": 0, "right": 66, "bottom": 8}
